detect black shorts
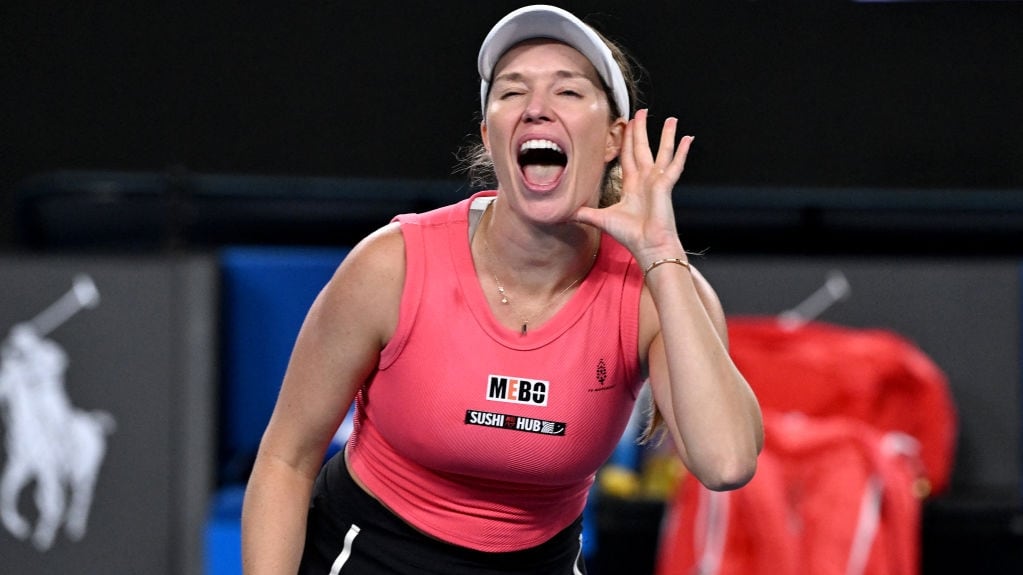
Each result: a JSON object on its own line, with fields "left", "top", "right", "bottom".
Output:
{"left": 299, "top": 453, "right": 587, "bottom": 575}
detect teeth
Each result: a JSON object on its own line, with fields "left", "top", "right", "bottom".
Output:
{"left": 519, "top": 139, "right": 563, "bottom": 154}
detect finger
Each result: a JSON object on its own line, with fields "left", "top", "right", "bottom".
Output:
{"left": 571, "top": 205, "right": 606, "bottom": 230}
{"left": 666, "top": 135, "right": 695, "bottom": 178}
{"left": 631, "top": 109, "right": 654, "bottom": 166}
{"left": 657, "top": 117, "right": 679, "bottom": 168}
{"left": 619, "top": 115, "right": 637, "bottom": 176}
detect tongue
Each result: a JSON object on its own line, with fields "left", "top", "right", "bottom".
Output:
{"left": 522, "top": 164, "right": 564, "bottom": 188}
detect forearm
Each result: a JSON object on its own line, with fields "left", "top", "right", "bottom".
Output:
{"left": 241, "top": 455, "right": 317, "bottom": 575}
{"left": 645, "top": 260, "right": 763, "bottom": 490}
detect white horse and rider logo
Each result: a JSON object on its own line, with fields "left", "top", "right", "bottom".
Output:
{"left": 0, "top": 275, "right": 115, "bottom": 551}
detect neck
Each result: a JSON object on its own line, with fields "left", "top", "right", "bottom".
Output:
{"left": 476, "top": 199, "right": 598, "bottom": 298}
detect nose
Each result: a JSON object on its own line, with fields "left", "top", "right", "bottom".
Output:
{"left": 522, "top": 92, "right": 553, "bottom": 123}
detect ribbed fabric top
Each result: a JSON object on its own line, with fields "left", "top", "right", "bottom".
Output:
{"left": 347, "top": 191, "right": 645, "bottom": 552}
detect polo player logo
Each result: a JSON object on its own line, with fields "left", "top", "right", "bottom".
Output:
{"left": 0, "top": 275, "right": 115, "bottom": 551}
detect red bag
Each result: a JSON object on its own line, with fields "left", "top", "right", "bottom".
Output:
{"left": 656, "top": 318, "right": 957, "bottom": 575}
{"left": 657, "top": 412, "right": 923, "bottom": 575}
{"left": 726, "top": 318, "right": 956, "bottom": 495}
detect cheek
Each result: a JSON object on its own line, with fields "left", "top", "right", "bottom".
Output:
{"left": 485, "top": 99, "right": 519, "bottom": 127}
{"left": 482, "top": 124, "right": 507, "bottom": 157}
{"left": 580, "top": 130, "right": 614, "bottom": 165}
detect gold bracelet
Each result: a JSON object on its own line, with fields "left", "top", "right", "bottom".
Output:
{"left": 643, "top": 257, "right": 690, "bottom": 278}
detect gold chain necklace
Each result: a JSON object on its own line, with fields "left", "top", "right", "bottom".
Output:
{"left": 478, "top": 203, "right": 597, "bottom": 335}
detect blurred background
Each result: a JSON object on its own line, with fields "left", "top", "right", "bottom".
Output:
{"left": 3, "top": 0, "right": 1021, "bottom": 238}
{"left": 1, "top": 1, "right": 1021, "bottom": 573}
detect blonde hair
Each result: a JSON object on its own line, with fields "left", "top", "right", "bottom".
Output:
{"left": 459, "top": 28, "right": 641, "bottom": 208}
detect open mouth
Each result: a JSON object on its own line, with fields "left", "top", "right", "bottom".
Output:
{"left": 518, "top": 139, "right": 567, "bottom": 189}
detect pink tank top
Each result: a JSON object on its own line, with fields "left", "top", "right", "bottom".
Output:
{"left": 347, "top": 191, "right": 645, "bottom": 552}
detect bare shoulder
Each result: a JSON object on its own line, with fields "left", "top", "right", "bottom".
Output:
{"left": 333, "top": 222, "right": 406, "bottom": 284}
{"left": 313, "top": 222, "right": 406, "bottom": 346}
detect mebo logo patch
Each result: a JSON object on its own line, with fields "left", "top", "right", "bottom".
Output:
{"left": 486, "top": 374, "right": 548, "bottom": 406}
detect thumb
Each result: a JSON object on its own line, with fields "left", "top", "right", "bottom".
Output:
{"left": 571, "top": 205, "right": 606, "bottom": 230}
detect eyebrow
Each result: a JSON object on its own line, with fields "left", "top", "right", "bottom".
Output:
{"left": 492, "top": 70, "right": 594, "bottom": 85}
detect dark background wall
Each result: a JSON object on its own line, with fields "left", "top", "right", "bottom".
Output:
{"left": 3, "top": 1, "right": 1022, "bottom": 248}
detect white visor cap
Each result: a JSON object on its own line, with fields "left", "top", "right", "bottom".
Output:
{"left": 478, "top": 5, "right": 629, "bottom": 121}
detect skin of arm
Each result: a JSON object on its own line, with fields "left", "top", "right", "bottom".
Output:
{"left": 575, "top": 109, "right": 763, "bottom": 491}
{"left": 240, "top": 223, "right": 405, "bottom": 574}
{"left": 640, "top": 263, "right": 764, "bottom": 491}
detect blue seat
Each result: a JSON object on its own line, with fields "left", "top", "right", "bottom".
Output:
{"left": 218, "top": 246, "right": 350, "bottom": 484}
{"left": 209, "top": 246, "right": 349, "bottom": 575}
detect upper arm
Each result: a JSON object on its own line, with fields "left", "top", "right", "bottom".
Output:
{"left": 255, "top": 223, "right": 406, "bottom": 479}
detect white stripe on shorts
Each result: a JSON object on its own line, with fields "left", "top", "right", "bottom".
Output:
{"left": 328, "top": 524, "right": 361, "bottom": 575}
{"left": 574, "top": 534, "right": 584, "bottom": 575}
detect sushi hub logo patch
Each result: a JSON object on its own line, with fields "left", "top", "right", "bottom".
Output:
{"left": 465, "top": 410, "right": 566, "bottom": 436}
{"left": 486, "top": 374, "right": 548, "bottom": 406}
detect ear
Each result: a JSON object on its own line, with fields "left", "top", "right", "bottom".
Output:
{"left": 480, "top": 120, "right": 490, "bottom": 154}
{"left": 604, "top": 117, "right": 626, "bottom": 163}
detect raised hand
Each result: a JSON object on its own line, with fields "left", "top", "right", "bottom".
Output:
{"left": 573, "top": 109, "right": 693, "bottom": 267}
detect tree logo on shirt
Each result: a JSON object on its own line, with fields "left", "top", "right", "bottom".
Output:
{"left": 596, "top": 358, "right": 607, "bottom": 385}
{"left": 587, "top": 358, "right": 617, "bottom": 393}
